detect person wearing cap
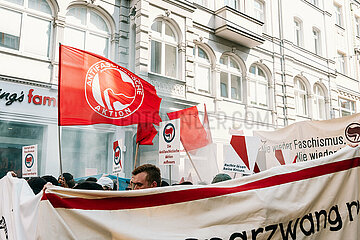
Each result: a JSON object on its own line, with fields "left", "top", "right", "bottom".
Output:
{"left": 211, "top": 173, "right": 232, "bottom": 184}
{"left": 97, "top": 176, "right": 114, "bottom": 190}
{"left": 131, "top": 164, "right": 161, "bottom": 190}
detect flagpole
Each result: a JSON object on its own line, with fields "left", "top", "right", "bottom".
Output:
{"left": 185, "top": 150, "right": 202, "bottom": 182}
{"left": 58, "top": 125, "right": 63, "bottom": 175}
{"left": 133, "top": 142, "right": 139, "bottom": 170}
{"left": 116, "top": 172, "right": 119, "bottom": 191}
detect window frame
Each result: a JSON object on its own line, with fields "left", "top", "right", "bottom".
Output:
{"left": 336, "top": 51, "right": 346, "bottom": 74}
{"left": 254, "top": 0, "right": 265, "bottom": 22}
{"left": 312, "top": 27, "right": 321, "bottom": 55}
{"left": 334, "top": 4, "right": 343, "bottom": 27}
{"left": 294, "top": 77, "right": 309, "bottom": 116}
{"left": 64, "top": 6, "right": 111, "bottom": 58}
{"left": 313, "top": 84, "right": 326, "bottom": 120}
{"left": 150, "top": 19, "right": 179, "bottom": 79}
{"left": 248, "top": 64, "right": 268, "bottom": 107}
{"left": 0, "top": 0, "right": 53, "bottom": 58}
{"left": 339, "top": 97, "right": 356, "bottom": 117}
{"left": 356, "top": 16, "right": 360, "bottom": 37}
{"left": 193, "top": 45, "right": 212, "bottom": 94}
{"left": 294, "top": 18, "right": 303, "bottom": 47}
{"left": 219, "top": 55, "right": 242, "bottom": 101}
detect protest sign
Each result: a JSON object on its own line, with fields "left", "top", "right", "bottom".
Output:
{"left": 254, "top": 113, "right": 360, "bottom": 170}
{"left": 159, "top": 119, "right": 180, "bottom": 165}
{"left": 112, "top": 139, "right": 124, "bottom": 174}
{"left": 22, "top": 144, "right": 37, "bottom": 177}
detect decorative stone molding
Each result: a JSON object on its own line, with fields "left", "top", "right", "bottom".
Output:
{"left": 338, "top": 90, "right": 360, "bottom": 101}
{"left": 147, "top": 77, "right": 185, "bottom": 98}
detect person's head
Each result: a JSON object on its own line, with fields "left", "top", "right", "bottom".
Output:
{"left": 27, "top": 177, "right": 47, "bottom": 195}
{"left": 131, "top": 164, "right": 161, "bottom": 190}
{"left": 97, "top": 176, "right": 114, "bottom": 190}
{"left": 85, "top": 177, "right": 98, "bottom": 182}
{"left": 58, "top": 172, "right": 75, "bottom": 188}
{"left": 211, "top": 173, "right": 232, "bottom": 184}
{"left": 73, "top": 181, "right": 103, "bottom": 190}
{"left": 42, "top": 175, "right": 59, "bottom": 186}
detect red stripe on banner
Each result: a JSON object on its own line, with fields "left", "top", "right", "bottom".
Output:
{"left": 230, "top": 136, "right": 249, "bottom": 169}
{"left": 44, "top": 157, "right": 360, "bottom": 210}
{"left": 275, "top": 149, "right": 286, "bottom": 165}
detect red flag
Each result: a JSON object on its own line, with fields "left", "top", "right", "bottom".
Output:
{"left": 136, "top": 123, "right": 158, "bottom": 145}
{"left": 167, "top": 106, "right": 210, "bottom": 152}
{"left": 58, "top": 45, "right": 162, "bottom": 126}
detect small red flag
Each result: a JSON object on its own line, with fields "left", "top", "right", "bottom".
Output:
{"left": 136, "top": 123, "right": 158, "bottom": 145}
{"left": 167, "top": 106, "right": 210, "bottom": 152}
{"left": 58, "top": 45, "right": 162, "bottom": 126}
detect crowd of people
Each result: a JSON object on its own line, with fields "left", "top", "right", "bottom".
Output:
{"left": 14, "top": 163, "right": 233, "bottom": 194}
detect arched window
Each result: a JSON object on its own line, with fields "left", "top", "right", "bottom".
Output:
{"left": 248, "top": 64, "right": 268, "bottom": 107}
{"left": 64, "top": 6, "right": 110, "bottom": 57}
{"left": 0, "top": 0, "right": 53, "bottom": 57}
{"left": 193, "top": 45, "right": 212, "bottom": 93}
{"left": 150, "top": 19, "right": 178, "bottom": 78}
{"left": 313, "top": 84, "right": 326, "bottom": 120}
{"left": 220, "top": 55, "right": 242, "bottom": 100}
{"left": 294, "top": 77, "right": 308, "bottom": 116}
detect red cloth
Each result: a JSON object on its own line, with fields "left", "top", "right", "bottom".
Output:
{"left": 58, "top": 45, "right": 162, "bottom": 126}
{"left": 167, "top": 106, "right": 210, "bottom": 152}
{"left": 136, "top": 123, "right": 158, "bottom": 145}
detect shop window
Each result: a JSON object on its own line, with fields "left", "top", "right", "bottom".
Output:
{"left": 61, "top": 128, "right": 111, "bottom": 178}
{"left": 0, "top": 121, "right": 44, "bottom": 178}
{"left": 0, "top": 0, "right": 52, "bottom": 57}
{"left": 64, "top": 6, "right": 110, "bottom": 58}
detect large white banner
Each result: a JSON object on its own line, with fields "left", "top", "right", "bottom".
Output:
{"left": 1, "top": 146, "right": 360, "bottom": 239}
{"left": 37, "top": 146, "right": 360, "bottom": 239}
{"left": 254, "top": 113, "right": 360, "bottom": 170}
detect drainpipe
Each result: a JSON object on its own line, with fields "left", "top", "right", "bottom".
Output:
{"left": 277, "top": 0, "right": 288, "bottom": 126}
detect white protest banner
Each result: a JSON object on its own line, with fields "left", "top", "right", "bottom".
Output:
{"left": 0, "top": 172, "right": 42, "bottom": 240}
{"left": 112, "top": 139, "right": 124, "bottom": 174}
{"left": 22, "top": 144, "right": 37, "bottom": 177}
{"left": 36, "top": 146, "right": 360, "bottom": 239}
{"left": 159, "top": 119, "right": 180, "bottom": 165}
{"left": 254, "top": 113, "right": 360, "bottom": 170}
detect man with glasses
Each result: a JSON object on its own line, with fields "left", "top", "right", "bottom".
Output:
{"left": 130, "top": 164, "right": 161, "bottom": 190}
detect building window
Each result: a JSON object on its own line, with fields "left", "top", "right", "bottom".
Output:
{"left": 150, "top": 20, "right": 178, "bottom": 78}
{"left": 356, "top": 16, "right": 360, "bottom": 37}
{"left": 294, "top": 18, "right": 302, "bottom": 47}
{"left": 339, "top": 98, "right": 356, "bottom": 116}
{"left": 294, "top": 77, "right": 308, "bottom": 116}
{"left": 248, "top": 64, "right": 268, "bottom": 107}
{"left": 0, "top": 0, "right": 52, "bottom": 57}
{"left": 254, "top": 0, "right": 264, "bottom": 22}
{"left": 313, "top": 84, "right": 326, "bottom": 120}
{"left": 313, "top": 28, "right": 321, "bottom": 55}
{"left": 64, "top": 7, "right": 110, "bottom": 58}
{"left": 193, "top": 46, "right": 212, "bottom": 93}
{"left": 220, "top": 55, "right": 242, "bottom": 100}
{"left": 224, "top": 0, "right": 238, "bottom": 10}
{"left": 194, "top": 0, "right": 208, "bottom": 8}
{"left": 334, "top": 4, "right": 343, "bottom": 27}
{"left": 336, "top": 51, "right": 346, "bottom": 74}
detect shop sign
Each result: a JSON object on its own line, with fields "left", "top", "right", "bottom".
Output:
{"left": 159, "top": 119, "right": 180, "bottom": 165}
{"left": 22, "top": 145, "right": 38, "bottom": 177}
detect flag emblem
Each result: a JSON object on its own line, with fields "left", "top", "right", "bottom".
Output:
{"left": 345, "top": 122, "right": 360, "bottom": 143}
{"left": 25, "top": 154, "right": 34, "bottom": 168}
{"left": 163, "top": 123, "right": 175, "bottom": 143}
{"left": 85, "top": 61, "right": 144, "bottom": 119}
